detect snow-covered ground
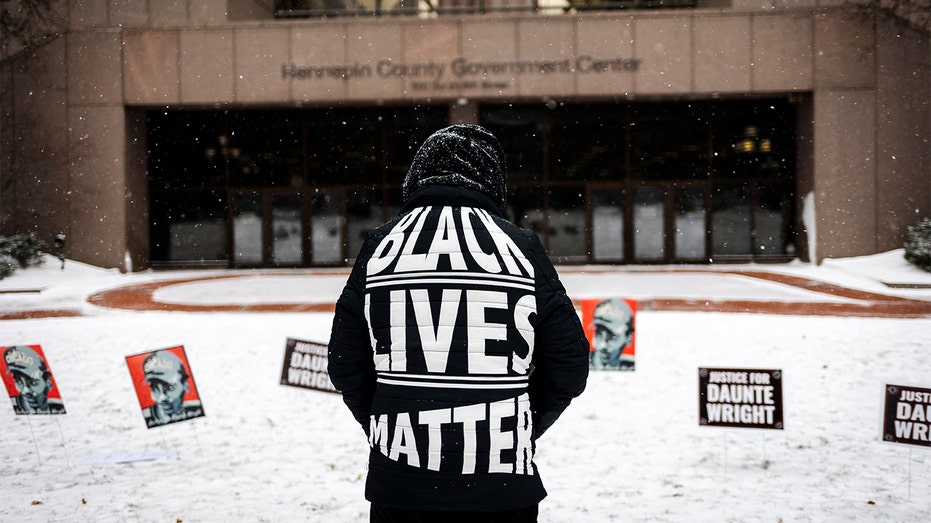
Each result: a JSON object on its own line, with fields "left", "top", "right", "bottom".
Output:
{"left": 1, "top": 252, "right": 930, "bottom": 522}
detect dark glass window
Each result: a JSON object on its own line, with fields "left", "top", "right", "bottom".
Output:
{"left": 483, "top": 98, "right": 797, "bottom": 264}
{"left": 150, "top": 191, "right": 227, "bottom": 264}
{"left": 227, "top": 111, "right": 303, "bottom": 188}
{"left": 550, "top": 105, "right": 627, "bottom": 182}
{"left": 630, "top": 103, "right": 708, "bottom": 181}
{"left": 384, "top": 108, "right": 446, "bottom": 185}
{"left": 147, "top": 99, "right": 796, "bottom": 267}
{"left": 481, "top": 106, "right": 545, "bottom": 183}
{"left": 308, "top": 109, "right": 382, "bottom": 186}
{"left": 506, "top": 185, "right": 545, "bottom": 236}
{"left": 148, "top": 111, "right": 227, "bottom": 190}
{"left": 147, "top": 106, "right": 445, "bottom": 267}
{"left": 712, "top": 99, "right": 794, "bottom": 181}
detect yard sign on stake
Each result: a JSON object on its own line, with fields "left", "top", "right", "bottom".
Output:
{"left": 881, "top": 383, "right": 931, "bottom": 501}
{"left": 699, "top": 367, "right": 783, "bottom": 430}
{"left": 699, "top": 367, "right": 784, "bottom": 481}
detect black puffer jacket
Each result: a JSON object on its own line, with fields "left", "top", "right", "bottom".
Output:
{"left": 328, "top": 185, "right": 589, "bottom": 512}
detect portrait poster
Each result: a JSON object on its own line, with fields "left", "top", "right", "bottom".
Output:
{"left": 1, "top": 344, "right": 67, "bottom": 415}
{"left": 280, "top": 337, "right": 338, "bottom": 394}
{"left": 881, "top": 383, "right": 931, "bottom": 448}
{"left": 125, "top": 345, "right": 205, "bottom": 429}
{"left": 699, "top": 367, "right": 783, "bottom": 430}
{"left": 581, "top": 298, "right": 637, "bottom": 371}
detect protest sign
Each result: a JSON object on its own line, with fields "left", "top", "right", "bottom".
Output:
{"left": 1, "top": 344, "right": 66, "bottom": 415}
{"left": 699, "top": 367, "right": 783, "bottom": 430}
{"left": 125, "top": 345, "right": 205, "bottom": 428}
{"left": 882, "top": 383, "right": 931, "bottom": 448}
{"left": 581, "top": 298, "right": 637, "bottom": 371}
{"left": 280, "top": 338, "right": 338, "bottom": 393}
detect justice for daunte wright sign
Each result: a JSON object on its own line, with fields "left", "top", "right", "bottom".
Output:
{"left": 279, "top": 338, "right": 338, "bottom": 394}
{"left": 882, "top": 384, "right": 931, "bottom": 448}
{"left": 699, "top": 368, "right": 783, "bottom": 430}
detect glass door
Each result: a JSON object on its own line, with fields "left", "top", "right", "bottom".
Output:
{"left": 233, "top": 191, "right": 307, "bottom": 267}
{"left": 272, "top": 193, "right": 304, "bottom": 266}
{"left": 232, "top": 193, "right": 263, "bottom": 266}
{"left": 547, "top": 186, "right": 587, "bottom": 263}
{"left": 590, "top": 187, "right": 625, "bottom": 262}
{"left": 711, "top": 184, "right": 752, "bottom": 257}
{"left": 312, "top": 191, "right": 344, "bottom": 265}
{"left": 590, "top": 184, "right": 709, "bottom": 264}
{"left": 674, "top": 187, "right": 707, "bottom": 261}
{"left": 754, "top": 183, "right": 794, "bottom": 258}
{"left": 633, "top": 187, "right": 666, "bottom": 262}
{"left": 346, "top": 188, "right": 381, "bottom": 262}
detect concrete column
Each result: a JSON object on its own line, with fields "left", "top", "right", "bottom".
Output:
{"left": 66, "top": 29, "right": 130, "bottom": 270}
{"left": 811, "top": 89, "right": 877, "bottom": 260}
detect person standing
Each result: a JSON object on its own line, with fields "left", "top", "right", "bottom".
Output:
{"left": 328, "top": 124, "right": 589, "bottom": 522}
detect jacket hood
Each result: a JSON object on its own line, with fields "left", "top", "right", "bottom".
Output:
{"left": 399, "top": 185, "right": 503, "bottom": 218}
{"left": 402, "top": 124, "right": 507, "bottom": 211}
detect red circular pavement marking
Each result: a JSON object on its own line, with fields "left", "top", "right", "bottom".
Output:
{"left": 637, "top": 269, "right": 931, "bottom": 318}
{"left": 85, "top": 274, "right": 337, "bottom": 313}
{"left": 4, "top": 270, "right": 930, "bottom": 320}
{"left": 0, "top": 309, "right": 83, "bottom": 320}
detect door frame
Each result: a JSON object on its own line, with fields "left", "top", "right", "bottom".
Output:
{"left": 587, "top": 181, "right": 712, "bottom": 264}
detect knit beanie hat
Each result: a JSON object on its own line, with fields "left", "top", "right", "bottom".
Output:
{"left": 402, "top": 124, "right": 507, "bottom": 210}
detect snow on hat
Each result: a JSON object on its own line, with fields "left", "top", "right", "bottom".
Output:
{"left": 143, "top": 350, "right": 187, "bottom": 385}
{"left": 4, "top": 346, "right": 46, "bottom": 380}
{"left": 402, "top": 124, "right": 507, "bottom": 210}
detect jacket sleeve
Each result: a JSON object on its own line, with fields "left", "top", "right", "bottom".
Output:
{"left": 327, "top": 239, "right": 377, "bottom": 435}
{"left": 527, "top": 236, "right": 590, "bottom": 439}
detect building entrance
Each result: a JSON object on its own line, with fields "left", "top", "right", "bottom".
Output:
{"left": 482, "top": 99, "right": 798, "bottom": 264}
{"left": 146, "top": 98, "right": 798, "bottom": 268}
{"left": 230, "top": 190, "right": 307, "bottom": 267}
{"left": 231, "top": 187, "right": 407, "bottom": 267}
{"left": 589, "top": 183, "right": 710, "bottom": 264}
{"left": 147, "top": 107, "right": 446, "bottom": 267}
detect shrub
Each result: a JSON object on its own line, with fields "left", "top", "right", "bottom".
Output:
{"left": 0, "top": 254, "right": 14, "bottom": 279}
{"left": 904, "top": 218, "right": 931, "bottom": 272}
{"left": 0, "top": 233, "right": 47, "bottom": 280}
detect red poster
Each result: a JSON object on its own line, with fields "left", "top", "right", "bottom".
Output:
{"left": 125, "top": 345, "right": 205, "bottom": 428}
{"left": 1, "top": 344, "right": 66, "bottom": 415}
{"left": 581, "top": 298, "right": 637, "bottom": 371}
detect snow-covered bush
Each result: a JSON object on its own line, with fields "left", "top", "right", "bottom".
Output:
{"left": 904, "top": 217, "right": 931, "bottom": 272}
{"left": 0, "top": 233, "right": 46, "bottom": 279}
{"left": 0, "top": 253, "right": 15, "bottom": 279}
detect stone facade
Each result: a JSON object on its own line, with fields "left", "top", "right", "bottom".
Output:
{"left": 1, "top": 0, "right": 928, "bottom": 270}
